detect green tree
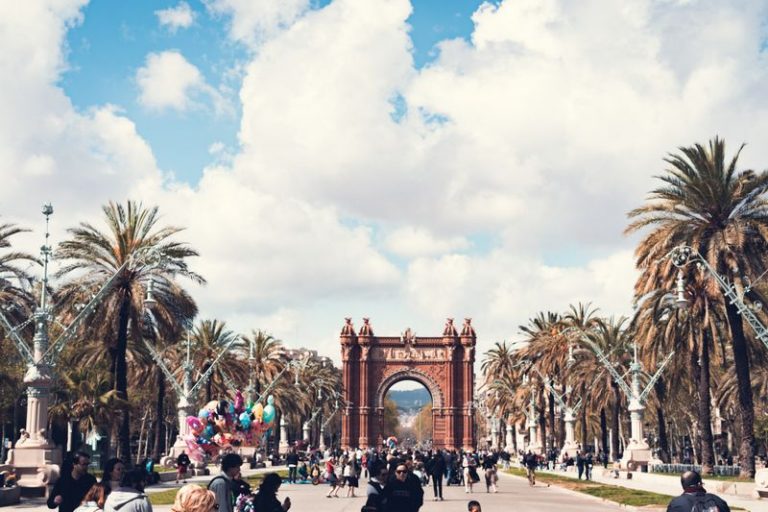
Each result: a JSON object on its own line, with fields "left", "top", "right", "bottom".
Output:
{"left": 383, "top": 397, "right": 399, "bottom": 437}
{"left": 627, "top": 137, "right": 768, "bottom": 477}
{"left": 55, "top": 201, "right": 203, "bottom": 460}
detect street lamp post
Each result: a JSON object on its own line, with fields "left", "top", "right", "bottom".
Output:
{"left": 669, "top": 244, "right": 768, "bottom": 490}
{"left": 569, "top": 329, "right": 674, "bottom": 470}
{"left": 142, "top": 326, "right": 240, "bottom": 470}
{"left": 0, "top": 205, "right": 157, "bottom": 493}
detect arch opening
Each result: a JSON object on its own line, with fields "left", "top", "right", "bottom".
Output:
{"left": 383, "top": 380, "right": 433, "bottom": 451}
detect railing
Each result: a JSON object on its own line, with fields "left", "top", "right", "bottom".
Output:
{"left": 650, "top": 463, "right": 740, "bottom": 477}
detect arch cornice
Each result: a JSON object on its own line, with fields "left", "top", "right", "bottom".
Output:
{"left": 375, "top": 367, "right": 444, "bottom": 410}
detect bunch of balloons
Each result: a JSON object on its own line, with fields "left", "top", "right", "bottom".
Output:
{"left": 184, "top": 390, "right": 277, "bottom": 462}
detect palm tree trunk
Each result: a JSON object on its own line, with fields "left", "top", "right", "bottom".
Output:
{"left": 580, "top": 402, "right": 587, "bottom": 449}
{"left": 548, "top": 390, "right": 555, "bottom": 452}
{"left": 600, "top": 408, "right": 608, "bottom": 454}
{"left": 698, "top": 331, "right": 715, "bottom": 475}
{"left": 724, "top": 301, "right": 756, "bottom": 478}
{"left": 116, "top": 293, "right": 132, "bottom": 463}
{"left": 654, "top": 379, "right": 670, "bottom": 463}
{"left": 152, "top": 365, "right": 166, "bottom": 461}
{"left": 611, "top": 381, "right": 620, "bottom": 461}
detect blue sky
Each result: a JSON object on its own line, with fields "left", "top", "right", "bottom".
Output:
{"left": 6, "top": 0, "right": 766, "bottom": 357}
{"left": 61, "top": 0, "right": 485, "bottom": 185}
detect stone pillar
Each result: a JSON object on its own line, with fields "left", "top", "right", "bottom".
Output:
{"left": 319, "top": 424, "right": 326, "bottom": 452}
{"left": 560, "top": 408, "right": 579, "bottom": 458}
{"left": 505, "top": 423, "right": 514, "bottom": 453}
{"left": 279, "top": 416, "right": 290, "bottom": 455}
{"left": 443, "top": 346, "right": 456, "bottom": 449}
{"left": 358, "top": 345, "right": 370, "bottom": 448}
{"left": 491, "top": 419, "right": 499, "bottom": 449}
{"left": 303, "top": 421, "right": 310, "bottom": 443}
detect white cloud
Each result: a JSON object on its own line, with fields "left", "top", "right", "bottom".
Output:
{"left": 136, "top": 50, "right": 231, "bottom": 115}
{"left": 6, "top": 0, "right": 768, "bottom": 362}
{"left": 384, "top": 227, "right": 469, "bottom": 258}
{"left": 155, "top": 2, "right": 195, "bottom": 33}
{"left": 205, "top": 0, "right": 310, "bottom": 48}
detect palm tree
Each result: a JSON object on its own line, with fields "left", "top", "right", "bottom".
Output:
{"left": 0, "top": 221, "right": 37, "bottom": 326}
{"left": 184, "top": 319, "right": 247, "bottom": 403}
{"left": 627, "top": 137, "right": 768, "bottom": 477}
{"left": 241, "top": 330, "right": 285, "bottom": 400}
{"left": 55, "top": 201, "right": 203, "bottom": 461}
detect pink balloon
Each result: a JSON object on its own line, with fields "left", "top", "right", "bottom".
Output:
{"left": 187, "top": 416, "right": 203, "bottom": 433}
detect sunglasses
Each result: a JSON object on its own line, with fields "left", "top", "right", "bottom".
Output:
{"left": 395, "top": 470, "right": 407, "bottom": 474}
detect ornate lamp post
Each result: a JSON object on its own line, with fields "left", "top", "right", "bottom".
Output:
{"left": 569, "top": 329, "right": 674, "bottom": 470}
{"left": 142, "top": 325, "right": 240, "bottom": 469}
{"left": 669, "top": 244, "right": 768, "bottom": 490}
{"left": 0, "top": 205, "right": 157, "bottom": 493}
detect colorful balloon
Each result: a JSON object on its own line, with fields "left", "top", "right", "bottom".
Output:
{"left": 263, "top": 404, "right": 275, "bottom": 424}
{"left": 239, "top": 412, "right": 252, "bottom": 430}
{"left": 187, "top": 416, "right": 203, "bottom": 433}
{"left": 253, "top": 403, "right": 264, "bottom": 422}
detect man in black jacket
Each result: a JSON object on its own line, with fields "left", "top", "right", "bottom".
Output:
{"left": 285, "top": 448, "right": 299, "bottom": 484}
{"left": 426, "top": 451, "right": 446, "bottom": 501}
{"left": 666, "top": 471, "right": 730, "bottom": 512}
{"left": 47, "top": 452, "right": 97, "bottom": 512}
{"left": 384, "top": 462, "right": 421, "bottom": 512}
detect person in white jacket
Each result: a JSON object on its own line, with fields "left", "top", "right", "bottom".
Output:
{"left": 103, "top": 470, "right": 152, "bottom": 512}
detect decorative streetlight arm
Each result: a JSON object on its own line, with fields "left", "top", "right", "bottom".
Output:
{"left": 0, "top": 310, "right": 35, "bottom": 364}
{"left": 670, "top": 245, "right": 768, "bottom": 351}
{"left": 42, "top": 257, "right": 134, "bottom": 364}
{"left": 579, "top": 335, "right": 633, "bottom": 398}
{"left": 638, "top": 350, "right": 675, "bottom": 404}
{"left": 142, "top": 339, "right": 186, "bottom": 398}
{"left": 189, "top": 336, "right": 241, "bottom": 396}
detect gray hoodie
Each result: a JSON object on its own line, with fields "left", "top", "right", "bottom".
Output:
{"left": 103, "top": 489, "right": 152, "bottom": 512}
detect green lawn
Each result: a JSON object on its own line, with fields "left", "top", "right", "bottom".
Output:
{"left": 505, "top": 468, "right": 674, "bottom": 508}
{"left": 505, "top": 468, "right": 746, "bottom": 510}
{"left": 148, "top": 470, "right": 289, "bottom": 506}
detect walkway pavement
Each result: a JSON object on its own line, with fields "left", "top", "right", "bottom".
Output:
{"left": 536, "top": 466, "right": 767, "bottom": 512}
{"left": 3, "top": 467, "right": 628, "bottom": 512}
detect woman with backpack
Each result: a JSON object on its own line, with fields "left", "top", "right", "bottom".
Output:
{"left": 344, "top": 458, "right": 359, "bottom": 498}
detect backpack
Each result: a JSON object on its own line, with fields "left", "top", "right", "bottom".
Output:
{"left": 208, "top": 476, "right": 236, "bottom": 506}
{"left": 689, "top": 495, "right": 722, "bottom": 512}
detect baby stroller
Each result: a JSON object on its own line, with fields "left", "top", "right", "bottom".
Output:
{"left": 449, "top": 461, "right": 464, "bottom": 485}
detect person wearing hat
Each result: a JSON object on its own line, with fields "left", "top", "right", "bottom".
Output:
{"left": 666, "top": 471, "right": 730, "bottom": 512}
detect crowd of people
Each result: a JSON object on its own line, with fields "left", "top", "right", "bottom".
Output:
{"left": 43, "top": 444, "right": 733, "bottom": 512}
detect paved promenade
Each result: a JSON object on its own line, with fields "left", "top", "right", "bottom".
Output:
{"left": 534, "top": 466, "right": 767, "bottom": 512}
{"left": 5, "top": 468, "right": 627, "bottom": 512}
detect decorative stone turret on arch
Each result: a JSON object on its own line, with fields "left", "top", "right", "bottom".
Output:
{"left": 340, "top": 317, "right": 476, "bottom": 451}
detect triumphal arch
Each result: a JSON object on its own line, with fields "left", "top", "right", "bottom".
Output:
{"left": 339, "top": 317, "right": 476, "bottom": 451}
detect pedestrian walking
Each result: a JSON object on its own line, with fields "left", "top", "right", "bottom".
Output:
{"left": 100, "top": 459, "right": 124, "bottom": 496}
{"left": 576, "top": 451, "right": 585, "bottom": 480}
{"left": 103, "top": 470, "right": 152, "bottom": 512}
{"left": 481, "top": 455, "right": 497, "bottom": 493}
{"left": 286, "top": 448, "right": 299, "bottom": 484}
{"left": 325, "top": 456, "right": 341, "bottom": 498}
{"left": 383, "top": 463, "right": 420, "bottom": 512}
{"left": 666, "top": 471, "right": 730, "bottom": 512}
{"left": 176, "top": 451, "right": 191, "bottom": 484}
{"left": 426, "top": 451, "right": 446, "bottom": 501}
{"left": 344, "top": 457, "right": 359, "bottom": 497}
{"left": 250, "top": 473, "right": 291, "bottom": 512}
{"left": 585, "top": 452, "right": 593, "bottom": 480}
{"left": 208, "top": 453, "right": 243, "bottom": 512}
{"left": 48, "top": 452, "right": 98, "bottom": 512}
{"left": 463, "top": 452, "right": 478, "bottom": 494}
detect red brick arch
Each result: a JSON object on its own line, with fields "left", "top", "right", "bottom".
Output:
{"left": 340, "top": 317, "right": 476, "bottom": 451}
